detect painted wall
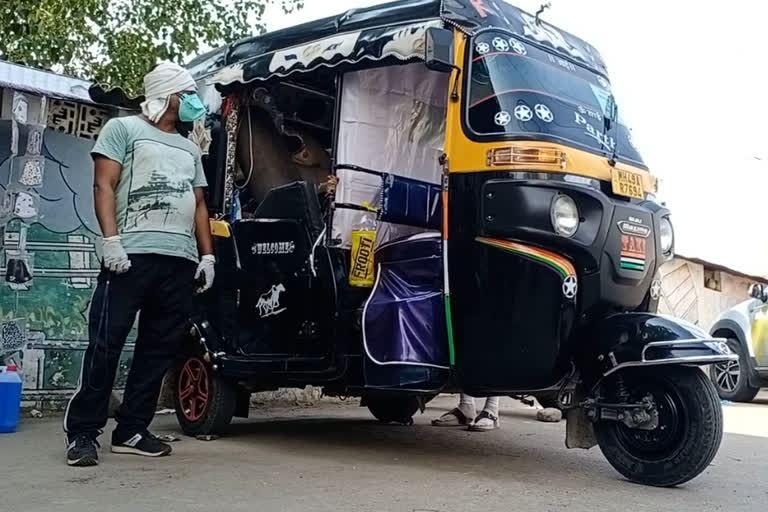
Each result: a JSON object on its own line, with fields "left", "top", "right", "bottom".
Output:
{"left": 658, "top": 257, "right": 757, "bottom": 331}
{"left": 0, "top": 88, "right": 134, "bottom": 408}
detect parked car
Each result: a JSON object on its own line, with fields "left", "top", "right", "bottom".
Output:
{"left": 710, "top": 283, "right": 768, "bottom": 401}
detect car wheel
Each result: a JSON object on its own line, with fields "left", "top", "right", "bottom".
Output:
{"left": 710, "top": 339, "right": 760, "bottom": 402}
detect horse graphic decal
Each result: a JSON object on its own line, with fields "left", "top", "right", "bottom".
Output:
{"left": 256, "top": 284, "right": 287, "bottom": 318}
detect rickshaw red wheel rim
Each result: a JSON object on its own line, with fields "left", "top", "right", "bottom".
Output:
{"left": 178, "top": 357, "right": 210, "bottom": 422}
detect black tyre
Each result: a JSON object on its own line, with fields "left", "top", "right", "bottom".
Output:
{"left": 365, "top": 395, "right": 422, "bottom": 424}
{"left": 174, "top": 355, "right": 237, "bottom": 436}
{"left": 595, "top": 366, "right": 723, "bottom": 487}
{"left": 710, "top": 339, "right": 760, "bottom": 402}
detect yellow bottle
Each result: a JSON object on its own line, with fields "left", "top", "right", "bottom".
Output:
{"left": 349, "top": 204, "right": 377, "bottom": 287}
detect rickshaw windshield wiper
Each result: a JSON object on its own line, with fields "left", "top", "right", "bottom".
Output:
{"left": 605, "top": 94, "right": 619, "bottom": 167}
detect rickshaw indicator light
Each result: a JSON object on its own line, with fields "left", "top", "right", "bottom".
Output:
{"left": 551, "top": 194, "right": 579, "bottom": 237}
{"left": 486, "top": 146, "right": 566, "bottom": 169}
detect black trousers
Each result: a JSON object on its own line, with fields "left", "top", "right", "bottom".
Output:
{"left": 64, "top": 254, "right": 196, "bottom": 442}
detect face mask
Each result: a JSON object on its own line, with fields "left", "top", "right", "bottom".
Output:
{"left": 178, "top": 93, "right": 207, "bottom": 122}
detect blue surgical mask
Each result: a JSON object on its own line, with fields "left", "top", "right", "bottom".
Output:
{"left": 178, "top": 93, "right": 207, "bottom": 122}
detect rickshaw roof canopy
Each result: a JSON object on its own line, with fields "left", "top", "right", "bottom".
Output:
{"left": 185, "top": 0, "right": 608, "bottom": 88}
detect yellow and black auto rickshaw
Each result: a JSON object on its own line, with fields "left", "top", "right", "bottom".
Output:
{"left": 149, "top": 0, "right": 735, "bottom": 486}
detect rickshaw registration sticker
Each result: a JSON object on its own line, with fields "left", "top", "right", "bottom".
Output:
{"left": 611, "top": 169, "right": 644, "bottom": 199}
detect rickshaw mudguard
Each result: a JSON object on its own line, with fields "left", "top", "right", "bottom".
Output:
{"left": 581, "top": 312, "right": 737, "bottom": 387}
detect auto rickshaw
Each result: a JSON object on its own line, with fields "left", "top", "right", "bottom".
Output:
{"left": 167, "top": 0, "right": 735, "bottom": 487}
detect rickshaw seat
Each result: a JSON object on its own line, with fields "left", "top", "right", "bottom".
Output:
{"left": 252, "top": 181, "right": 324, "bottom": 240}
{"left": 379, "top": 174, "right": 442, "bottom": 231}
{"left": 228, "top": 181, "right": 324, "bottom": 277}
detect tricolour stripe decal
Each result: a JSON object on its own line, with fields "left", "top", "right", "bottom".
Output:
{"left": 475, "top": 236, "right": 576, "bottom": 278}
{"left": 441, "top": 177, "right": 455, "bottom": 366}
{"left": 444, "top": 296, "right": 456, "bottom": 366}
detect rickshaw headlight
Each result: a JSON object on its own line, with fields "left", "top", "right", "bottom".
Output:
{"left": 551, "top": 194, "right": 579, "bottom": 237}
{"left": 659, "top": 217, "right": 674, "bottom": 255}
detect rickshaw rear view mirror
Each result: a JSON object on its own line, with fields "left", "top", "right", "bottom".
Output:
{"left": 749, "top": 283, "right": 768, "bottom": 303}
{"left": 425, "top": 27, "right": 455, "bottom": 73}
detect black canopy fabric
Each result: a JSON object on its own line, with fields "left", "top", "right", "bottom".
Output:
{"left": 89, "top": 0, "right": 607, "bottom": 104}
{"left": 189, "top": 0, "right": 607, "bottom": 87}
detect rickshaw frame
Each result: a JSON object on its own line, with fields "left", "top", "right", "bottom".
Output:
{"left": 157, "top": 0, "right": 737, "bottom": 487}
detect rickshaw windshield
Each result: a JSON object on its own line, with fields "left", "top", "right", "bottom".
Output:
{"left": 465, "top": 30, "right": 645, "bottom": 166}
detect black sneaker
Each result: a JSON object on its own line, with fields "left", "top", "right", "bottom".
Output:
{"left": 67, "top": 434, "right": 99, "bottom": 467}
{"left": 111, "top": 431, "right": 172, "bottom": 457}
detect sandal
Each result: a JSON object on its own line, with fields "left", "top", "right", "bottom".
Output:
{"left": 431, "top": 407, "right": 474, "bottom": 427}
{"left": 468, "top": 410, "right": 500, "bottom": 432}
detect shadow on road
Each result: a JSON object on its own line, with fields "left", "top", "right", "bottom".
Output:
{"left": 208, "top": 409, "right": 682, "bottom": 491}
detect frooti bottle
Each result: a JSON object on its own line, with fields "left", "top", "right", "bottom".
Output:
{"left": 349, "top": 206, "right": 377, "bottom": 287}
{"left": 0, "top": 364, "right": 23, "bottom": 433}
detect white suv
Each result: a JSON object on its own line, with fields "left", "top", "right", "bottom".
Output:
{"left": 710, "top": 283, "right": 768, "bottom": 402}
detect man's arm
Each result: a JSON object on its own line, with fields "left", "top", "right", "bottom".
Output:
{"left": 194, "top": 188, "right": 213, "bottom": 256}
{"left": 93, "top": 156, "right": 122, "bottom": 237}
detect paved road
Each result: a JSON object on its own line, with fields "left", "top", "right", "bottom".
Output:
{"left": 2, "top": 394, "right": 767, "bottom": 512}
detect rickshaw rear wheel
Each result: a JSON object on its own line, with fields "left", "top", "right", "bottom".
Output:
{"left": 364, "top": 395, "right": 422, "bottom": 425}
{"left": 594, "top": 366, "right": 723, "bottom": 487}
{"left": 173, "top": 355, "right": 237, "bottom": 436}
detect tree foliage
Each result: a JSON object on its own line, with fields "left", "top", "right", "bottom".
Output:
{"left": 0, "top": 0, "right": 303, "bottom": 95}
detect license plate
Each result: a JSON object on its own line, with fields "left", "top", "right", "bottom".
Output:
{"left": 620, "top": 235, "right": 646, "bottom": 271}
{"left": 611, "top": 169, "right": 644, "bottom": 199}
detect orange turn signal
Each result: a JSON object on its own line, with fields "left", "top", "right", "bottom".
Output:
{"left": 487, "top": 146, "right": 567, "bottom": 169}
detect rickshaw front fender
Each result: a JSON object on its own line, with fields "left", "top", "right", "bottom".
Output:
{"left": 580, "top": 312, "right": 737, "bottom": 387}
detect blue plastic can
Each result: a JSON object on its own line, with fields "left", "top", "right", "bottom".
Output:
{"left": 0, "top": 364, "right": 23, "bottom": 433}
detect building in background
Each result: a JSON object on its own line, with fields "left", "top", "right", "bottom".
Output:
{"left": 659, "top": 255, "right": 767, "bottom": 331}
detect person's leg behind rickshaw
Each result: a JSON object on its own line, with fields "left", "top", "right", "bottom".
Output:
{"left": 431, "top": 393, "right": 501, "bottom": 431}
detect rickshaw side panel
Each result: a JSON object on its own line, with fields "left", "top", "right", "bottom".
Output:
{"left": 449, "top": 242, "right": 574, "bottom": 393}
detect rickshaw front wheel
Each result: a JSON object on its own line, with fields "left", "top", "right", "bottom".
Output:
{"left": 594, "top": 366, "right": 723, "bottom": 487}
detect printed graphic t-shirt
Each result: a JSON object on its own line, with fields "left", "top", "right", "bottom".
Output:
{"left": 91, "top": 116, "right": 207, "bottom": 262}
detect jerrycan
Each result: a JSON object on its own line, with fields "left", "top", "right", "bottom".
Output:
{"left": 0, "top": 364, "right": 23, "bottom": 433}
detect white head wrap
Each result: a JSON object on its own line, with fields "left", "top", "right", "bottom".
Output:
{"left": 140, "top": 61, "right": 197, "bottom": 122}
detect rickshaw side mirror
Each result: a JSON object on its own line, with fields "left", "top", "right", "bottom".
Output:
{"left": 749, "top": 283, "right": 768, "bottom": 303}
{"left": 425, "top": 27, "right": 455, "bottom": 73}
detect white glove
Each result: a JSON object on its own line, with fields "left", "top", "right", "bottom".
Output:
{"left": 195, "top": 254, "right": 216, "bottom": 293}
{"left": 102, "top": 235, "right": 131, "bottom": 274}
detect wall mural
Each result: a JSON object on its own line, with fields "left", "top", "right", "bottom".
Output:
{"left": 0, "top": 93, "right": 134, "bottom": 407}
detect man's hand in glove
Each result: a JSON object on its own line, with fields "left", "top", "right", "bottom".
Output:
{"left": 102, "top": 235, "right": 131, "bottom": 274}
{"left": 195, "top": 254, "right": 216, "bottom": 293}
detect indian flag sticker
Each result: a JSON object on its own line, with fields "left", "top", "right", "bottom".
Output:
{"left": 620, "top": 255, "right": 645, "bottom": 271}
{"left": 620, "top": 234, "right": 647, "bottom": 271}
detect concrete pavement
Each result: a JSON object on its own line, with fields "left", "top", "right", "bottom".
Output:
{"left": 1, "top": 394, "right": 767, "bottom": 512}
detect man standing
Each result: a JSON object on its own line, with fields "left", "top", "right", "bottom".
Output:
{"left": 64, "top": 62, "right": 215, "bottom": 466}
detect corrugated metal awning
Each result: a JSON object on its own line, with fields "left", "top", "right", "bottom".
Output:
{"left": 0, "top": 61, "right": 95, "bottom": 103}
